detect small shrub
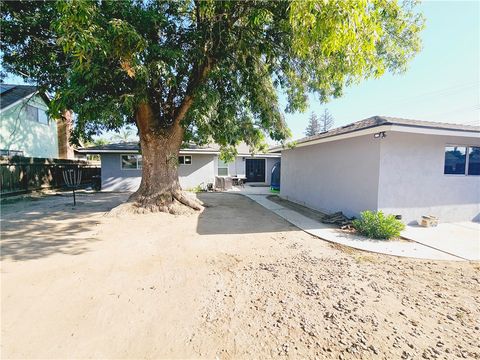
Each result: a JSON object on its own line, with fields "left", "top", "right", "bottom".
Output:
{"left": 352, "top": 210, "right": 405, "bottom": 240}
{"left": 188, "top": 185, "right": 204, "bottom": 193}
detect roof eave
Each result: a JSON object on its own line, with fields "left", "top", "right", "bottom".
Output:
{"left": 277, "top": 124, "right": 480, "bottom": 151}
{"left": 77, "top": 148, "right": 282, "bottom": 157}
{"left": 0, "top": 90, "right": 38, "bottom": 113}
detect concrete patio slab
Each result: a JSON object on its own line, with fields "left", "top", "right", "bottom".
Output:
{"left": 245, "top": 194, "right": 465, "bottom": 261}
{"left": 402, "top": 222, "right": 480, "bottom": 261}
{"left": 228, "top": 184, "right": 272, "bottom": 195}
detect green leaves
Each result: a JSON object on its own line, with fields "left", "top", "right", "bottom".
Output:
{"left": 288, "top": 0, "right": 424, "bottom": 99}
{"left": 2, "top": 0, "right": 423, "bottom": 148}
{"left": 353, "top": 210, "right": 406, "bottom": 240}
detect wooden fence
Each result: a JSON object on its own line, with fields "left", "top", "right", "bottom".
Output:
{"left": 0, "top": 156, "right": 101, "bottom": 196}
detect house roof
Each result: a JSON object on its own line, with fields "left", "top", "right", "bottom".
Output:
{"left": 270, "top": 116, "right": 480, "bottom": 152}
{"left": 0, "top": 84, "right": 45, "bottom": 111}
{"left": 78, "top": 141, "right": 280, "bottom": 157}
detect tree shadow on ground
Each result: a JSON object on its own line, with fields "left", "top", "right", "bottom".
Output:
{"left": 196, "top": 192, "right": 297, "bottom": 235}
{"left": 1, "top": 192, "right": 128, "bottom": 261}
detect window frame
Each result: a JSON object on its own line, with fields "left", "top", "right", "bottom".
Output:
{"left": 444, "top": 144, "right": 479, "bottom": 176}
{"left": 25, "top": 104, "right": 38, "bottom": 123}
{"left": 120, "top": 154, "right": 142, "bottom": 170}
{"left": 217, "top": 158, "right": 229, "bottom": 176}
{"left": 38, "top": 108, "right": 49, "bottom": 125}
{"left": 467, "top": 146, "right": 480, "bottom": 176}
{"left": 0, "top": 149, "right": 24, "bottom": 157}
{"left": 25, "top": 104, "right": 49, "bottom": 125}
{"left": 178, "top": 155, "right": 192, "bottom": 165}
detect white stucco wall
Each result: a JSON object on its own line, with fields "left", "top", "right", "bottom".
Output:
{"left": 377, "top": 132, "right": 480, "bottom": 223}
{"left": 100, "top": 153, "right": 215, "bottom": 191}
{"left": 100, "top": 152, "right": 282, "bottom": 191}
{"left": 280, "top": 135, "right": 381, "bottom": 217}
{"left": 227, "top": 157, "right": 246, "bottom": 177}
{"left": 178, "top": 154, "right": 216, "bottom": 189}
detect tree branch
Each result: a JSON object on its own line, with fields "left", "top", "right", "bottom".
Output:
{"left": 172, "top": 56, "right": 213, "bottom": 125}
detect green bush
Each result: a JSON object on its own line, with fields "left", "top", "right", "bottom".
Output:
{"left": 352, "top": 210, "right": 405, "bottom": 240}
{"left": 187, "top": 184, "right": 204, "bottom": 193}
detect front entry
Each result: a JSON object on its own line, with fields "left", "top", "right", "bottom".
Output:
{"left": 245, "top": 159, "right": 265, "bottom": 182}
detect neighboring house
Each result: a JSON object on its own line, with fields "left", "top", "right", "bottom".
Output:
{"left": 77, "top": 142, "right": 281, "bottom": 191}
{"left": 0, "top": 84, "right": 60, "bottom": 158}
{"left": 272, "top": 116, "right": 480, "bottom": 224}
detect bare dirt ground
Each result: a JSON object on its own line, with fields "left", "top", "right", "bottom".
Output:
{"left": 1, "top": 192, "right": 479, "bottom": 359}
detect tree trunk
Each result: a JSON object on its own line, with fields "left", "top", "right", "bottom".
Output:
{"left": 112, "top": 102, "right": 203, "bottom": 215}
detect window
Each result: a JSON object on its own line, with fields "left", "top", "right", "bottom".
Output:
{"left": 26, "top": 104, "right": 38, "bottom": 122}
{"left": 468, "top": 147, "right": 480, "bottom": 175}
{"left": 0, "top": 149, "right": 24, "bottom": 157}
{"left": 121, "top": 154, "right": 142, "bottom": 170}
{"left": 444, "top": 145, "right": 479, "bottom": 175}
{"left": 38, "top": 109, "right": 49, "bottom": 124}
{"left": 25, "top": 104, "right": 49, "bottom": 125}
{"left": 178, "top": 155, "right": 192, "bottom": 165}
{"left": 444, "top": 146, "right": 466, "bottom": 174}
{"left": 218, "top": 159, "right": 228, "bottom": 176}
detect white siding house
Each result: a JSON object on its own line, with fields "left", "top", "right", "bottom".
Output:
{"left": 276, "top": 116, "right": 480, "bottom": 224}
{"left": 0, "top": 84, "right": 59, "bottom": 158}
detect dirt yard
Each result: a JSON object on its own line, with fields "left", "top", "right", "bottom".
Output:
{"left": 1, "top": 192, "right": 479, "bottom": 359}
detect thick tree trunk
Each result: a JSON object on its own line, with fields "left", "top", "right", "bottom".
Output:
{"left": 111, "top": 102, "right": 203, "bottom": 215}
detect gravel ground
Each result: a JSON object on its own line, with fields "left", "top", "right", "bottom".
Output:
{"left": 1, "top": 192, "right": 479, "bottom": 359}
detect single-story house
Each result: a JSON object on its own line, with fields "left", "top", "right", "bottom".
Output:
{"left": 78, "top": 142, "right": 281, "bottom": 191}
{"left": 272, "top": 116, "right": 480, "bottom": 224}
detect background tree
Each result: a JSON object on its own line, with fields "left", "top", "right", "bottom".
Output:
{"left": 319, "top": 109, "right": 335, "bottom": 132}
{"left": 1, "top": 0, "right": 424, "bottom": 213}
{"left": 111, "top": 126, "right": 137, "bottom": 143}
{"left": 305, "top": 113, "right": 321, "bottom": 137}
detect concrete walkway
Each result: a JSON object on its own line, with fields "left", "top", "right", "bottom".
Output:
{"left": 403, "top": 222, "right": 480, "bottom": 261}
{"left": 244, "top": 194, "right": 465, "bottom": 261}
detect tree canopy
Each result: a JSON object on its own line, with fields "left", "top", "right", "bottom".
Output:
{"left": 1, "top": 0, "right": 424, "bottom": 155}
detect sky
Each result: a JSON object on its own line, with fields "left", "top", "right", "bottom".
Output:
{"left": 2, "top": 1, "right": 479, "bottom": 142}
{"left": 284, "top": 0, "right": 480, "bottom": 139}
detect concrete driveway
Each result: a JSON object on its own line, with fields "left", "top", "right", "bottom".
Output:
{"left": 402, "top": 222, "right": 480, "bottom": 261}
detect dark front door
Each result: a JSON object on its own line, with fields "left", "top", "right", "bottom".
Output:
{"left": 245, "top": 159, "right": 265, "bottom": 182}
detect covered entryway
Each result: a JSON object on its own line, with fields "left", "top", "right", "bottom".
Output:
{"left": 245, "top": 158, "right": 265, "bottom": 182}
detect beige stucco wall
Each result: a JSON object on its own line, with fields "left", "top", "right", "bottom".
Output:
{"left": 0, "top": 95, "right": 58, "bottom": 158}
{"left": 377, "top": 132, "right": 480, "bottom": 223}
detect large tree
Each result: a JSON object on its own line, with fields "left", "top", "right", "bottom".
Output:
{"left": 1, "top": 0, "right": 423, "bottom": 213}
